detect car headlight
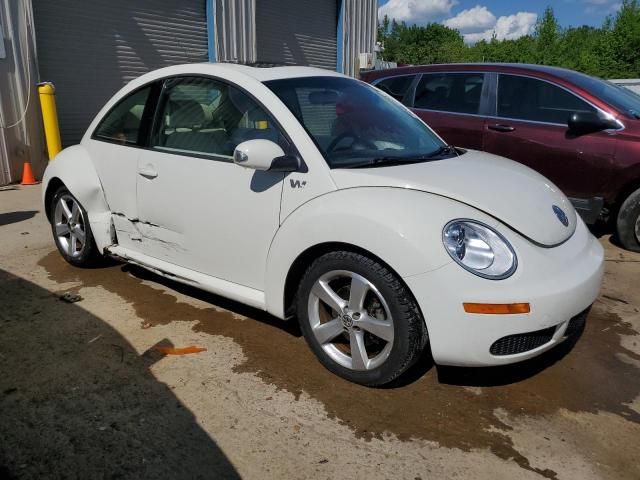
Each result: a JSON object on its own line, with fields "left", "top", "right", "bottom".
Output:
{"left": 442, "top": 220, "right": 517, "bottom": 279}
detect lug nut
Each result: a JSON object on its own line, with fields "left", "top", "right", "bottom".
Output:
{"left": 352, "top": 312, "right": 361, "bottom": 320}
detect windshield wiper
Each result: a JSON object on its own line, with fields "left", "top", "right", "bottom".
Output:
{"left": 346, "top": 156, "right": 431, "bottom": 169}
{"left": 427, "top": 144, "right": 458, "bottom": 158}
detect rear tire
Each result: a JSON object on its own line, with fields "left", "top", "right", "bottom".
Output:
{"left": 296, "top": 251, "right": 428, "bottom": 386}
{"left": 616, "top": 188, "right": 640, "bottom": 252}
{"left": 50, "top": 186, "right": 103, "bottom": 267}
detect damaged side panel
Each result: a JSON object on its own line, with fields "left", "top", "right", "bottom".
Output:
{"left": 42, "top": 145, "right": 113, "bottom": 252}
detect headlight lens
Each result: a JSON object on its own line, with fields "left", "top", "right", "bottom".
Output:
{"left": 442, "top": 220, "right": 517, "bottom": 279}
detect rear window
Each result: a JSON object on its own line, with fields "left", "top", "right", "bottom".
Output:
{"left": 94, "top": 86, "right": 152, "bottom": 145}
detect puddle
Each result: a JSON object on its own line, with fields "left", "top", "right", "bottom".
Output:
{"left": 39, "top": 251, "right": 640, "bottom": 479}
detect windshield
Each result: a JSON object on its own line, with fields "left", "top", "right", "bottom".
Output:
{"left": 565, "top": 71, "right": 640, "bottom": 119}
{"left": 264, "top": 76, "right": 449, "bottom": 168}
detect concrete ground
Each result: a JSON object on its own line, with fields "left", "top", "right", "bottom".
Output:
{"left": 0, "top": 184, "right": 639, "bottom": 480}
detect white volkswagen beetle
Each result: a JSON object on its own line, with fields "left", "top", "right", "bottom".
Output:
{"left": 42, "top": 63, "right": 604, "bottom": 386}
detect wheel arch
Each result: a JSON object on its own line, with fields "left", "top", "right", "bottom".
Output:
{"left": 41, "top": 145, "right": 112, "bottom": 251}
{"left": 263, "top": 188, "right": 477, "bottom": 319}
{"left": 282, "top": 241, "right": 413, "bottom": 320}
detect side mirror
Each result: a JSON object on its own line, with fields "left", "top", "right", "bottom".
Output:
{"left": 568, "top": 111, "right": 620, "bottom": 135}
{"left": 233, "top": 139, "right": 299, "bottom": 172}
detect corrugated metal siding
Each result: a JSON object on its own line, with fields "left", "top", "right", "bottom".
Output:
{"left": 33, "top": 0, "right": 208, "bottom": 146}
{"left": 0, "top": 0, "right": 45, "bottom": 185}
{"left": 342, "top": 0, "right": 376, "bottom": 77}
{"left": 255, "top": 0, "right": 337, "bottom": 70}
{"left": 214, "top": 0, "right": 256, "bottom": 64}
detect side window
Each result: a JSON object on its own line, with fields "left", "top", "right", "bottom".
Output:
{"left": 414, "top": 73, "right": 484, "bottom": 114}
{"left": 151, "top": 77, "right": 285, "bottom": 158}
{"left": 498, "top": 75, "right": 596, "bottom": 124}
{"left": 94, "top": 86, "right": 152, "bottom": 145}
{"left": 374, "top": 75, "right": 416, "bottom": 102}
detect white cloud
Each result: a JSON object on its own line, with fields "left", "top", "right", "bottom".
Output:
{"left": 583, "top": 0, "right": 621, "bottom": 14}
{"left": 443, "top": 5, "right": 496, "bottom": 33}
{"left": 463, "top": 12, "right": 538, "bottom": 43}
{"left": 378, "top": 0, "right": 458, "bottom": 24}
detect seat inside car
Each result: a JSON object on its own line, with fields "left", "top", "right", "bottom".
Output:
{"left": 162, "top": 99, "right": 228, "bottom": 154}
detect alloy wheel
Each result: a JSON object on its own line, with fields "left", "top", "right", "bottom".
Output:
{"left": 53, "top": 194, "right": 87, "bottom": 258}
{"left": 307, "top": 270, "right": 395, "bottom": 371}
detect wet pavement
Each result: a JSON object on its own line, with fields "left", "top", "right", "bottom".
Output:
{"left": 2, "top": 185, "right": 640, "bottom": 479}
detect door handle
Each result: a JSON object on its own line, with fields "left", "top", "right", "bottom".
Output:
{"left": 488, "top": 124, "right": 516, "bottom": 133}
{"left": 138, "top": 166, "right": 158, "bottom": 179}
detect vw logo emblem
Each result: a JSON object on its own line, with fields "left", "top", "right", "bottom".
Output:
{"left": 341, "top": 313, "right": 353, "bottom": 329}
{"left": 553, "top": 205, "right": 569, "bottom": 227}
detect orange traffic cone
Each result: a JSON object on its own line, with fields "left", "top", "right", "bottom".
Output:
{"left": 20, "top": 161, "right": 38, "bottom": 185}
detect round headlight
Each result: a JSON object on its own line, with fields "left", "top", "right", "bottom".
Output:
{"left": 443, "top": 220, "right": 517, "bottom": 279}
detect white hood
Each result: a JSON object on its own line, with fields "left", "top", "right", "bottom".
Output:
{"left": 329, "top": 150, "right": 577, "bottom": 247}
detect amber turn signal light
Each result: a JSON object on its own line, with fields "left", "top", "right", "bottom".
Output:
{"left": 463, "top": 303, "right": 531, "bottom": 314}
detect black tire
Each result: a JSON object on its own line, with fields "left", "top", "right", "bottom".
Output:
{"left": 616, "top": 187, "right": 640, "bottom": 252}
{"left": 49, "top": 186, "right": 104, "bottom": 267}
{"left": 296, "top": 251, "right": 428, "bottom": 386}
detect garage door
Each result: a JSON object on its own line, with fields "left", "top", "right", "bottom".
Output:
{"left": 33, "top": 0, "right": 208, "bottom": 146}
{"left": 256, "top": 0, "right": 337, "bottom": 70}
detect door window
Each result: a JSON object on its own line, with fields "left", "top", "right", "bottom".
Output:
{"left": 151, "top": 77, "right": 284, "bottom": 158}
{"left": 497, "top": 75, "right": 596, "bottom": 124}
{"left": 413, "top": 73, "right": 485, "bottom": 114}
{"left": 374, "top": 75, "right": 416, "bottom": 102}
{"left": 93, "top": 86, "right": 152, "bottom": 145}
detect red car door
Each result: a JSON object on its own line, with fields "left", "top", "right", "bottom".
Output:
{"left": 410, "top": 72, "right": 488, "bottom": 150}
{"left": 484, "top": 74, "right": 617, "bottom": 205}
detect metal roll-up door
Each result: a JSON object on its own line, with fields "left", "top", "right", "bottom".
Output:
{"left": 33, "top": 0, "right": 208, "bottom": 146}
{"left": 256, "top": 0, "right": 337, "bottom": 70}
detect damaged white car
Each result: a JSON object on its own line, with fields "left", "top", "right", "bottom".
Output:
{"left": 43, "top": 64, "right": 604, "bottom": 386}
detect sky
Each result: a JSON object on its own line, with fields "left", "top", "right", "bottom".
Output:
{"left": 378, "top": 0, "right": 621, "bottom": 43}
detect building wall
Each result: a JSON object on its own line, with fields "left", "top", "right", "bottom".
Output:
{"left": 211, "top": 0, "right": 255, "bottom": 64}
{"left": 340, "top": 0, "right": 377, "bottom": 77}
{"left": 33, "top": 0, "right": 209, "bottom": 147}
{"left": 211, "top": 0, "right": 376, "bottom": 76}
{"left": 0, "top": 0, "right": 45, "bottom": 185}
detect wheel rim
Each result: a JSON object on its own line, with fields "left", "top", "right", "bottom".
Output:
{"left": 635, "top": 214, "right": 640, "bottom": 244}
{"left": 53, "top": 194, "right": 87, "bottom": 258}
{"left": 307, "top": 270, "right": 395, "bottom": 371}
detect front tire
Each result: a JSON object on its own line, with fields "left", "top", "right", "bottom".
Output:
{"left": 616, "top": 187, "right": 640, "bottom": 252}
{"left": 296, "top": 251, "right": 428, "bottom": 386}
{"left": 50, "top": 186, "right": 103, "bottom": 267}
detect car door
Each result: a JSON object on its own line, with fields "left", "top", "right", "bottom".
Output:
{"left": 484, "top": 74, "right": 617, "bottom": 205}
{"left": 135, "top": 76, "right": 287, "bottom": 290}
{"left": 86, "top": 83, "right": 158, "bottom": 250}
{"left": 409, "top": 72, "right": 489, "bottom": 150}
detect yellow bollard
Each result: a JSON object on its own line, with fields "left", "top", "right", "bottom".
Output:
{"left": 38, "top": 82, "right": 62, "bottom": 160}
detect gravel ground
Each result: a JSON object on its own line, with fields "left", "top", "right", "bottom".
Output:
{"left": 1, "top": 184, "right": 639, "bottom": 480}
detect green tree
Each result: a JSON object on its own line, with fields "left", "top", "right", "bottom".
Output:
{"left": 535, "top": 6, "right": 561, "bottom": 65}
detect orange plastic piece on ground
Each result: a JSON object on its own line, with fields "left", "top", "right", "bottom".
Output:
{"left": 154, "top": 346, "right": 207, "bottom": 355}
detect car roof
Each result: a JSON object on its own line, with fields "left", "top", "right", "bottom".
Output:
{"left": 131, "top": 62, "right": 345, "bottom": 85}
{"left": 361, "top": 63, "right": 593, "bottom": 83}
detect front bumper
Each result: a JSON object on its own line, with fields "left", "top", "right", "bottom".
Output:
{"left": 405, "top": 217, "right": 604, "bottom": 367}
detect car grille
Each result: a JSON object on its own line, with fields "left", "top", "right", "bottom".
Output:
{"left": 489, "top": 326, "right": 556, "bottom": 356}
{"left": 564, "top": 310, "right": 588, "bottom": 338}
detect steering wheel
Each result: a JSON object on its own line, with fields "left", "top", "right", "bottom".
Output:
{"left": 326, "top": 133, "right": 377, "bottom": 154}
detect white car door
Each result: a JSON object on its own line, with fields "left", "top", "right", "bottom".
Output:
{"left": 86, "top": 84, "right": 156, "bottom": 250}
{"left": 135, "top": 76, "right": 286, "bottom": 290}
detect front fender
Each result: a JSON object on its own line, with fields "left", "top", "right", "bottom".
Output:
{"left": 264, "top": 187, "right": 499, "bottom": 318}
{"left": 42, "top": 145, "right": 112, "bottom": 251}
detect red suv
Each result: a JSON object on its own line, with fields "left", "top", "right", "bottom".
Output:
{"left": 362, "top": 64, "right": 640, "bottom": 251}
